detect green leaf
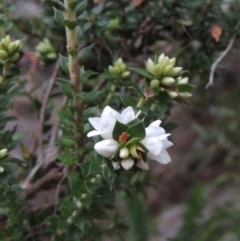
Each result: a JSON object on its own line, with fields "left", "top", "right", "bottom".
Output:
{"left": 59, "top": 54, "right": 69, "bottom": 74}
{"left": 84, "top": 91, "right": 102, "bottom": 104}
{"left": 131, "top": 68, "right": 154, "bottom": 79}
{"left": 60, "top": 138, "right": 76, "bottom": 147}
{"left": 53, "top": 7, "right": 65, "bottom": 27}
{"left": 12, "top": 132, "right": 27, "bottom": 141}
{"left": 126, "top": 137, "right": 142, "bottom": 147}
{"left": 69, "top": 0, "right": 87, "bottom": 13}
{"left": 81, "top": 70, "right": 98, "bottom": 83}
{"left": 46, "top": 0, "right": 65, "bottom": 9}
{"left": 127, "top": 120, "right": 145, "bottom": 139}
{"left": 58, "top": 153, "right": 76, "bottom": 166}
{"left": 55, "top": 77, "right": 72, "bottom": 86}
{"left": 177, "top": 84, "right": 194, "bottom": 92}
{"left": 56, "top": 82, "right": 73, "bottom": 97}
{"left": 78, "top": 44, "right": 94, "bottom": 63}
{"left": 112, "top": 120, "right": 128, "bottom": 141}
{"left": 76, "top": 26, "right": 84, "bottom": 41}
{"left": 119, "top": 93, "right": 137, "bottom": 107}
{"left": 102, "top": 164, "right": 112, "bottom": 186}
{"left": 63, "top": 20, "right": 78, "bottom": 30}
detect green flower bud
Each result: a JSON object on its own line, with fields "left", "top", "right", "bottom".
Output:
{"left": 158, "top": 53, "right": 165, "bottom": 64}
{"left": 178, "top": 77, "right": 189, "bottom": 84}
{"left": 81, "top": 193, "right": 89, "bottom": 199}
{"left": 172, "top": 67, "right": 182, "bottom": 77}
{"left": 119, "top": 147, "right": 129, "bottom": 159}
{"left": 46, "top": 53, "right": 57, "bottom": 59}
{"left": 0, "top": 148, "right": 8, "bottom": 159}
{"left": 108, "top": 65, "right": 115, "bottom": 74}
{"left": 8, "top": 42, "right": 16, "bottom": 54}
{"left": 90, "top": 177, "right": 98, "bottom": 183}
{"left": 76, "top": 201, "right": 83, "bottom": 208}
{"left": 167, "top": 91, "right": 178, "bottom": 98}
{"left": 10, "top": 52, "right": 20, "bottom": 62}
{"left": 150, "top": 79, "right": 160, "bottom": 89}
{"left": 169, "top": 57, "right": 176, "bottom": 66}
{"left": 146, "top": 58, "right": 155, "bottom": 74}
{"left": 67, "top": 217, "right": 72, "bottom": 224}
{"left": 0, "top": 49, "right": 8, "bottom": 59}
{"left": 155, "top": 63, "right": 164, "bottom": 77}
{"left": 163, "top": 64, "right": 173, "bottom": 76}
{"left": 0, "top": 166, "right": 4, "bottom": 173}
{"left": 14, "top": 40, "right": 21, "bottom": 48}
{"left": 2, "top": 35, "right": 12, "bottom": 47}
{"left": 161, "top": 77, "right": 175, "bottom": 86}
{"left": 122, "top": 71, "right": 130, "bottom": 78}
{"left": 179, "top": 92, "right": 192, "bottom": 98}
{"left": 160, "top": 56, "right": 170, "bottom": 70}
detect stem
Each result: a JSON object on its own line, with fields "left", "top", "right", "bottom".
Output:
{"left": 137, "top": 97, "right": 146, "bottom": 107}
{"left": 64, "top": 0, "right": 84, "bottom": 162}
{"left": 104, "top": 84, "right": 116, "bottom": 105}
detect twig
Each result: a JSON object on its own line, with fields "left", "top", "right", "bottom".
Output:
{"left": 205, "top": 34, "right": 236, "bottom": 89}
{"left": 19, "top": 164, "right": 65, "bottom": 199}
{"left": 54, "top": 166, "right": 69, "bottom": 215}
{"left": 22, "top": 60, "right": 60, "bottom": 188}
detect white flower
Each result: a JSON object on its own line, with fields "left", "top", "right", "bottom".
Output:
{"left": 141, "top": 120, "right": 173, "bottom": 164}
{"left": 94, "top": 139, "right": 118, "bottom": 158}
{"left": 87, "top": 106, "right": 140, "bottom": 139}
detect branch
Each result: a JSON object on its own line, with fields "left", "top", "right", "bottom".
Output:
{"left": 205, "top": 34, "right": 236, "bottom": 89}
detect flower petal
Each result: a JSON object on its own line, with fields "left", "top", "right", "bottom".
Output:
{"left": 141, "top": 137, "right": 163, "bottom": 155}
{"left": 121, "top": 158, "right": 134, "bottom": 170}
{"left": 87, "top": 130, "right": 102, "bottom": 137}
{"left": 94, "top": 139, "right": 118, "bottom": 158}
{"left": 147, "top": 149, "right": 171, "bottom": 164}
{"left": 112, "top": 161, "right": 121, "bottom": 170}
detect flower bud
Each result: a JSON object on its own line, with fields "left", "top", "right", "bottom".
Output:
{"left": 2, "top": 35, "right": 12, "bottom": 47}
{"left": 90, "top": 177, "right": 98, "bottom": 183}
{"left": 108, "top": 65, "right": 115, "bottom": 74}
{"left": 119, "top": 147, "right": 129, "bottom": 159}
{"left": 81, "top": 193, "right": 89, "bottom": 199}
{"left": 178, "top": 77, "right": 189, "bottom": 84}
{"left": 121, "top": 71, "right": 130, "bottom": 78}
{"left": 14, "top": 40, "right": 21, "bottom": 48}
{"left": 160, "top": 56, "right": 170, "bottom": 70}
{"left": 112, "top": 161, "right": 120, "bottom": 170}
{"left": 10, "top": 53, "right": 20, "bottom": 62}
{"left": 158, "top": 53, "right": 165, "bottom": 64}
{"left": 8, "top": 42, "right": 16, "bottom": 54}
{"left": 67, "top": 217, "right": 72, "bottom": 224}
{"left": 0, "top": 50, "right": 8, "bottom": 59}
{"left": 72, "top": 210, "right": 78, "bottom": 217}
{"left": 172, "top": 67, "right": 182, "bottom": 77}
{"left": 163, "top": 64, "right": 173, "bottom": 76}
{"left": 150, "top": 79, "right": 160, "bottom": 89}
{"left": 169, "top": 57, "right": 176, "bottom": 66}
{"left": 167, "top": 91, "right": 178, "bottom": 98}
{"left": 161, "top": 77, "right": 175, "bottom": 86}
{"left": 0, "top": 149, "right": 8, "bottom": 159}
{"left": 179, "top": 92, "right": 192, "bottom": 98}
{"left": 154, "top": 63, "right": 164, "bottom": 77}
{"left": 121, "top": 158, "right": 134, "bottom": 170}
{"left": 146, "top": 58, "right": 155, "bottom": 74}
{"left": 129, "top": 144, "right": 138, "bottom": 158}
{"left": 0, "top": 166, "right": 4, "bottom": 173}
{"left": 115, "top": 58, "right": 123, "bottom": 66}
{"left": 46, "top": 53, "right": 57, "bottom": 59}
{"left": 76, "top": 201, "right": 83, "bottom": 208}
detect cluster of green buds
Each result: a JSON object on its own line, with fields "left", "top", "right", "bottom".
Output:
{"left": 0, "top": 148, "right": 8, "bottom": 173}
{"left": 0, "top": 35, "right": 22, "bottom": 65}
{"left": 108, "top": 58, "right": 130, "bottom": 79}
{"left": 36, "top": 38, "right": 57, "bottom": 65}
{"left": 146, "top": 53, "right": 192, "bottom": 99}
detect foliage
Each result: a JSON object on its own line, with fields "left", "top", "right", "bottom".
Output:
{"left": 0, "top": 0, "right": 239, "bottom": 240}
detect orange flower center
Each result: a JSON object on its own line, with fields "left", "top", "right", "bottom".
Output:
{"left": 118, "top": 132, "right": 130, "bottom": 143}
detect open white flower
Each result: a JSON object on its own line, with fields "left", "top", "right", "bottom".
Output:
{"left": 141, "top": 120, "right": 173, "bottom": 164}
{"left": 87, "top": 106, "right": 140, "bottom": 139}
